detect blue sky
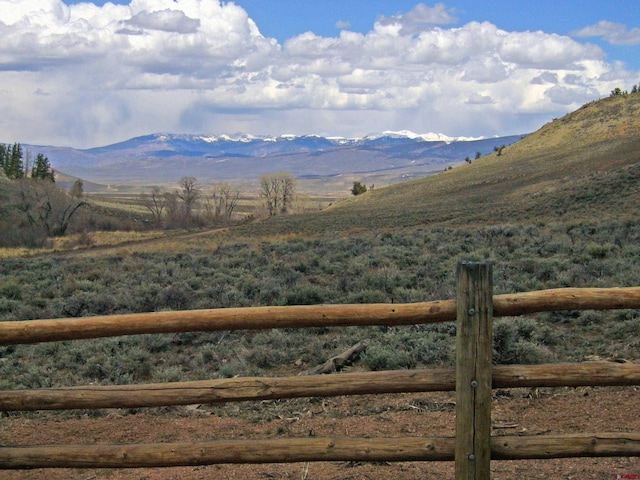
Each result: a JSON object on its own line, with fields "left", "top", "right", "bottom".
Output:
{"left": 2, "top": 1, "right": 639, "bottom": 148}
{"left": 65, "top": 0, "right": 640, "bottom": 69}
{"left": 245, "top": 0, "right": 640, "bottom": 68}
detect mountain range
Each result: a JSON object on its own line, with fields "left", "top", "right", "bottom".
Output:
{"left": 25, "top": 130, "right": 523, "bottom": 189}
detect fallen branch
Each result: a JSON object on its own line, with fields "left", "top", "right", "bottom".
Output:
{"left": 300, "top": 341, "right": 369, "bottom": 375}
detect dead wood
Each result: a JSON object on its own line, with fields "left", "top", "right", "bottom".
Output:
{"left": 299, "top": 340, "right": 369, "bottom": 375}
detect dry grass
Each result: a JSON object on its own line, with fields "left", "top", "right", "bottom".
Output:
{"left": 0, "top": 230, "right": 166, "bottom": 258}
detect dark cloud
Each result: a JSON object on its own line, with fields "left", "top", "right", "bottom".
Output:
{"left": 124, "top": 9, "right": 200, "bottom": 34}
{"left": 531, "top": 72, "right": 559, "bottom": 85}
{"left": 545, "top": 85, "right": 596, "bottom": 105}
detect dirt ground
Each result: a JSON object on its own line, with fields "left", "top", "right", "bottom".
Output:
{"left": 2, "top": 386, "right": 639, "bottom": 479}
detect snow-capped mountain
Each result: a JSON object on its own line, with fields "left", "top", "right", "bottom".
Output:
{"left": 363, "top": 130, "right": 483, "bottom": 143}
{"left": 25, "top": 131, "right": 523, "bottom": 186}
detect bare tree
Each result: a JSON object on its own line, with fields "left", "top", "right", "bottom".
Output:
{"left": 211, "top": 182, "right": 241, "bottom": 221}
{"left": 69, "top": 179, "right": 84, "bottom": 199}
{"left": 176, "top": 176, "right": 200, "bottom": 221}
{"left": 260, "top": 173, "right": 279, "bottom": 217}
{"left": 280, "top": 174, "right": 296, "bottom": 214}
{"left": 139, "top": 186, "right": 167, "bottom": 226}
{"left": 259, "top": 172, "right": 296, "bottom": 216}
{"left": 164, "top": 191, "right": 180, "bottom": 227}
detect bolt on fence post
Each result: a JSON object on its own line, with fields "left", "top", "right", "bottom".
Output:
{"left": 455, "top": 262, "right": 493, "bottom": 480}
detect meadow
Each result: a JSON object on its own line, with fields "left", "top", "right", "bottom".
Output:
{"left": 1, "top": 218, "right": 638, "bottom": 393}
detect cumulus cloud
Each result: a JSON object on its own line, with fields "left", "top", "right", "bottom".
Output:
{"left": 572, "top": 21, "right": 640, "bottom": 46}
{"left": 0, "top": 0, "right": 636, "bottom": 148}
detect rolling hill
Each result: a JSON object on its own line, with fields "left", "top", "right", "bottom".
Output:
{"left": 237, "top": 93, "right": 640, "bottom": 236}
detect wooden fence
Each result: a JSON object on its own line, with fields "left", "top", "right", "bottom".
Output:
{"left": 1, "top": 262, "right": 640, "bottom": 478}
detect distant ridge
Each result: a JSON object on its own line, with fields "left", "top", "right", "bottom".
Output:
{"left": 20, "top": 131, "right": 521, "bottom": 188}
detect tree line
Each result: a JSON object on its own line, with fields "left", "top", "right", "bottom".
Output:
{"left": 0, "top": 143, "right": 55, "bottom": 181}
{"left": 610, "top": 83, "right": 640, "bottom": 96}
{"left": 140, "top": 172, "right": 296, "bottom": 228}
{"left": 138, "top": 177, "right": 241, "bottom": 228}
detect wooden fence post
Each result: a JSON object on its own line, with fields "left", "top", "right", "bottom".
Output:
{"left": 455, "top": 262, "right": 493, "bottom": 480}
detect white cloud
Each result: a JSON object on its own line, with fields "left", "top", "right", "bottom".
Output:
{"left": 377, "top": 2, "right": 458, "bottom": 35}
{"left": 572, "top": 20, "right": 640, "bottom": 46}
{"left": 461, "top": 56, "right": 508, "bottom": 83}
{"left": 0, "top": 0, "right": 636, "bottom": 148}
{"left": 499, "top": 30, "right": 603, "bottom": 69}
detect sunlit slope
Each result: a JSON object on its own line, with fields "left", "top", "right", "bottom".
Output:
{"left": 198, "top": 94, "right": 640, "bottom": 239}
{"left": 312, "top": 93, "right": 640, "bottom": 231}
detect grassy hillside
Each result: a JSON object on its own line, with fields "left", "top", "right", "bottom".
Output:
{"left": 233, "top": 93, "right": 639, "bottom": 237}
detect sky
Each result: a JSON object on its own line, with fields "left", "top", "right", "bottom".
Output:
{"left": 1, "top": 1, "right": 639, "bottom": 148}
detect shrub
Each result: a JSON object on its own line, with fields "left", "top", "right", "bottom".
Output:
{"left": 15, "top": 365, "right": 53, "bottom": 389}
{"left": 0, "top": 298, "right": 18, "bottom": 314}
{"left": 362, "top": 344, "right": 416, "bottom": 371}
{"left": 493, "top": 318, "right": 553, "bottom": 364}
{"left": 586, "top": 243, "right": 612, "bottom": 259}
{"left": 141, "top": 334, "right": 172, "bottom": 353}
{"left": 157, "top": 284, "right": 192, "bottom": 310}
{"left": 0, "top": 280, "right": 23, "bottom": 300}
{"left": 218, "top": 363, "right": 237, "bottom": 378}
{"left": 509, "top": 340, "right": 550, "bottom": 365}
{"left": 345, "top": 289, "right": 388, "bottom": 304}
{"left": 61, "top": 293, "right": 91, "bottom": 317}
{"left": 153, "top": 365, "right": 185, "bottom": 383}
{"left": 284, "top": 285, "right": 327, "bottom": 305}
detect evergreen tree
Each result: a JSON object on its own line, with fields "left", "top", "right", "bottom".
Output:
{"left": 1, "top": 143, "right": 24, "bottom": 179}
{"left": 31, "top": 153, "right": 55, "bottom": 182}
{"left": 351, "top": 181, "right": 367, "bottom": 196}
{"left": 0, "top": 144, "right": 6, "bottom": 174}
